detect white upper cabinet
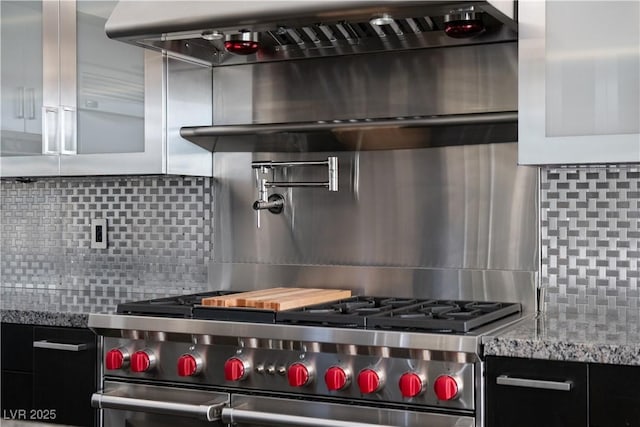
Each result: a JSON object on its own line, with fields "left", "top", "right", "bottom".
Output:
{"left": 518, "top": 0, "right": 640, "bottom": 165}
{"left": 0, "top": 1, "right": 57, "bottom": 174}
{"left": 0, "top": 0, "right": 212, "bottom": 177}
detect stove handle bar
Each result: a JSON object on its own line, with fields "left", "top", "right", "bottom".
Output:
{"left": 221, "top": 407, "right": 397, "bottom": 427}
{"left": 91, "top": 391, "right": 226, "bottom": 422}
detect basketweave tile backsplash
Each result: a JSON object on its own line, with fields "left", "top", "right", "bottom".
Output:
{"left": 542, "top": 166, "right": 640, "bottom": 315}
{"left": 0, "top": 176, "right": 211, "bottom": 295}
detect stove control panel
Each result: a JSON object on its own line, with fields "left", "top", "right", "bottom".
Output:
{"left": 102, "top": 337, "right": 474, "bottom": 411}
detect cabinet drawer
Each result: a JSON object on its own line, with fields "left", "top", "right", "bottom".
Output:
{"left": 33, "top": 326, "right": 97, "bottom": 426}
{"left": 486, "top": 357, "right": 587, "bottom": 427}
{"left": 1, "top": 323, "right": 34, "bottom": 372}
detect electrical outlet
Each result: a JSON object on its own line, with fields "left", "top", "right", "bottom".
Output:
{"left": 91, "top": 219, "right": 107, "bottom": 249}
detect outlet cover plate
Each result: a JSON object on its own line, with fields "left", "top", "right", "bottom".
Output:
{"left": 91, "top": 218, "right": 107, "bottom": 249}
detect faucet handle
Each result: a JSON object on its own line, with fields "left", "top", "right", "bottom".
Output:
{"left": 253, "top": 194, "right": 285, "bottom": 228}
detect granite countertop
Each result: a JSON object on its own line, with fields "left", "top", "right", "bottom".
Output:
{"left": 483, "top": 310, "right": 640, "bottom": 366}
{"left": 0, "top": 288, "right": 176, "bottom": 328}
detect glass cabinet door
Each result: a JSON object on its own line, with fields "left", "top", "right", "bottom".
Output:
{"left": 75, "top": 0, "right": 144, "bottom": 155}
{"left": 59, "top": 0, "right": 168, "bottom": 175}
{"left": 0, "top": 0, "right": 60, "bottom": 177}
{"left": 0, "top": 1, "right": 43, "bottom": 156}
{"left": 518, "top": 0, "right": 640, "bottom": 165}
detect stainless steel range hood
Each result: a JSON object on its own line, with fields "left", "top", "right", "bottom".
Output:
{"left": 106, "top": 1, "right": 518, "bottom": 152}
{"left": 106, "top": 0, "right": 517, "bottom": 66}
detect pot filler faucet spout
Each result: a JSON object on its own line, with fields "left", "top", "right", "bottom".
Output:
{"left": 251, "top": 156, "right": 338, "bottom": 228}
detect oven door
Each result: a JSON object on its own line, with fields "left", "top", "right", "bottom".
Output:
{"left": 222, "top": 394, "right": 475, "bottom": 427}
{"left": 91, "top": 381, "right": 228, "bottom": 427}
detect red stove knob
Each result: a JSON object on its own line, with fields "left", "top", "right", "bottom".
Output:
{"left": 357, "top": 369, "right": 383, "bottom": 394}
{"left": 130, "top": 350, "right": 155, "bottom": 373}
{"left": 177, "top": 353, "right": 203, "bottom": 377}
{"left": 399, "top": 372, "right": 425, "bottom": 398}
{"left": 224, "top": 357, "right": 249, "bottom": 381}
{"left": 325, "top": 366, "right": 349, "bottom": 391}
{"left": 288, "top": 363, "right": 312, "bottom": 387}
{"left": 434, "top": 375, "right": 459, "bottom": 401}
{"left": 105, "top": 348, "right": 129, "bottom": 370}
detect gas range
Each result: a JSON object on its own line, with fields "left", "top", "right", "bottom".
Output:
{"left": 90, "top": 291, "right": 523, "bottom": 427}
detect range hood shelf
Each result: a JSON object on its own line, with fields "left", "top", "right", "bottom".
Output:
{"left": 180, "top": 112, "right": 518, "bottom": 152}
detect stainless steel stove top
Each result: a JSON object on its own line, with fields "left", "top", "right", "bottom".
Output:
{"left": 115, "top": 292, "right": 521, "bottom": 334}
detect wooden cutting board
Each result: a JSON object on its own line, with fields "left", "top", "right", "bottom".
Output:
{"left": 201, "top": 288, "right": 351, "bottom": 311}
{"left": 201, "top": 288, "right": 290, "bottom": 307}
{"left": 261, "top": 289, "right": 352, "bottom": 311}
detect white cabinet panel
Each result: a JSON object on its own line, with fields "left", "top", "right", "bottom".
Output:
{"left": 519, "top": 0, "right": 640, "bottom": 165}
{"left": 0, "top": 1, "right": 44, "bottom": 155}
{"left": 76, "top": 2, "right": 144, "bottom": 155}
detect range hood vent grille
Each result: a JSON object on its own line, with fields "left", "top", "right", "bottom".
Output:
{"left": 106, "top": 1, "right": 517, "bottom": 66}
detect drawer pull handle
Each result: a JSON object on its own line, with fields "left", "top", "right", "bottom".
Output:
{"left": 33, "top": 340, "right": 88, "bottom": 352}
{"left": 496, "top": 375, "right": 572, "bottom": 391}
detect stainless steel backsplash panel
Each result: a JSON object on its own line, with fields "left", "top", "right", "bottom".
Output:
{"left": 208, "top": 263, "right": 537, "bottom": 313}
{"left": 212, "top": 42, "right": 517, "bottom": 125}
{"left": 213, "top": 143, "right": 538, "bottom": 271}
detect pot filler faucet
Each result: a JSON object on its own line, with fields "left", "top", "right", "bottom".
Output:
{"left": 251, "top": 156, "right": 338, "bottom": 228}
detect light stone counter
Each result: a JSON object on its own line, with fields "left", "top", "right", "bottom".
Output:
{"left": 0, "top": 288, "right": 178, "bottom": 328}
{"left": 482, "top": 310, "right": 640, "bottom": 366}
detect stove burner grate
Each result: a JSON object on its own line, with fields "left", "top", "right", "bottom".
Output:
{"left": 276, "top": 296, "right": 419, "bottom": 328}
{"left": 116, "top": 291, "right": 239, "bottom": 318}
{"left": 366, "top": 300, "right": 521, "bottom": 333}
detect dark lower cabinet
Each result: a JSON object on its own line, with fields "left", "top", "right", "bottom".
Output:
{"left": 590, "top": 363, "right": 640, "bottom": 427}
{"left": 1, "top": 323, "right": 34, "bottom": 417}
{"left": 1, "top": 371, "right": 33, "bottom": 414}
{"left": 486, "top": 356, "right": 588, "bottom": 427}
{"left": 1, "top": 323, "right": 97, "bottom": 426}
